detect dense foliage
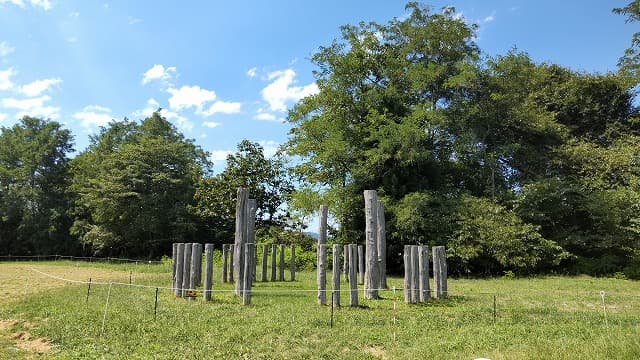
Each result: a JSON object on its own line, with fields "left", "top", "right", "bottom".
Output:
{"left": 0, "top": 2, "right": 639, "bottom": 277}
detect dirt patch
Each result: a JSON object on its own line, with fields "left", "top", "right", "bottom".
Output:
{"left": 12, "top": 331, "right": 51, "bottom": 354}
{"left": 364, "top": 346, "right": 389, "bottom": 359}
{"left": 0, "top": 319, "right": 19, "bottom": 331}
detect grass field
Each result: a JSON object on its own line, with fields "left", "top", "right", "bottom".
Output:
{"left": 0, "top": 260, "right": 639, "bottom": 359}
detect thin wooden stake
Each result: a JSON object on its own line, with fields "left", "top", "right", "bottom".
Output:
{"left": 154, "top": 287, "right": 159, "bottom": 320}
{"left": 86, "top": 277, "right": 92, "bottom": 304}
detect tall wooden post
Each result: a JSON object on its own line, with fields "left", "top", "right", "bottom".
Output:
{"left": 349, "top": 244, "right": 358, "bottom": 307}
{"left": 403, "top": 245, "right": 412, "bottom": 303}
{"left": 189, "top": 244, "right": 199, "bottom": 301}
{"left": 261, "top": 245, "right": 268, "bottom": 282}
{"left": 332, "top": 244, "right": 341, "bottom": 307}
{"left": 290, "top": 244, "right": 296, "bottom": 281}
{"left": 271, "top": 244, "right": 277, "bottom": 281}
{"left": 363, "top": 190, "right": 379, "bottom": 299}
{"left": 377, "top": 200, "right": 387, "bottom": 289}
{"left": 279, "top": 244, "right": 285, "bottom": 281}
{"left": 203, "top": 244, "right": 214, "bottom": 301}
{"left": 411, "top": 245, "right": 419, "bottom": 303}
{"left": 234, "top": 188, "right": 249, "bottom": 296}
{"left": 317, "top": 205, "right": 328, "bottom": 305}
{"left": 222, "top": 244, "right": 228, "bottom": 283}
{"left": 174, "top": 243, "right": 184, "bottom": 297}
{"left": 193, "top": 243, "right": 202, "bottom": 286}
{"left": 433, "top": 246, "right": 447, "bottom": 298}
{"left": 181, "top": 243, "right": 192, "bottom": 297}
{"left": 229, "top": 244, "right": 234, "bottom": 282}
{"left": 357, "top": 245, "right": 364, "bottom": 285}
{"left": 418, "top": 245, "right": 430, "bottom": 302}
{"left": 247, "top": 199, "right": 257, "bottom": 282}
{"left": 171, "top": 243, "right": 178, "bottom": 289}
{"left": 242, "top": 243, "right": 252, "bottom": 305}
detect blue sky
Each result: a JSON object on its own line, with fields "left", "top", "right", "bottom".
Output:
{"left": 0, "top": 0, "right": 636, "bottom": 173}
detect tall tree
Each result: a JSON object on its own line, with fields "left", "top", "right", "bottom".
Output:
{"left": 614, "top": 0, "right": 640, "bottom": 82}
{"left": 0, "top": 117, "right": 75, "bottom": 255}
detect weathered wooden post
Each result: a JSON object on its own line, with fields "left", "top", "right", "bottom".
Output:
{"left": 403, "top": 245, "right": 412, "bottom": 303}
{"left": 290, "top": 244, "right": 296, "bottom": 281}
{"left": 171, "top": 243, "right": 178, "bottom": 288}
{"left": 181, "top": 243, "right": 192, "bottom": 297}
{"left": 332, "top": 244, "right": 341, "bottom": 307}
{"left": 363, "top": 190, "right": 379, "bottom": 299}
{"left": 242, "top": 243, "right": 252, "bottom": 305}
{"left": 377, "top": 200, "right": 387, "bottom": 289}
{"left": 349, "top": 244, "right": 358, "bottom": 307}
{"left": 411, "top": 245, "right": 420, "bottom": 302}
{"left": 357, "top": 245, "right": 364, "bottom": 285}
{"left": 189, "top": 244, "right": 199, "bottom": 301}
{"left": 343, "top": 245, "right": 349, "bottom": 281}
{"left": 433, "top": 246, "right": 447, "bottom": 298}
{"left": 317, "top": 205, "right": 328, "bottom": 305}
{"left": 271, "top": 244, "right": 277, "bottom": 281}
{"left": 279, "top": 244, "right": 285, "bottom": 281}
{"left": 222, "top": 244, "right": 228, "bottom": 283}
{"left": 174, "top": 243, "right": 184, "bottom": 297}
{"left": 193, "top": 243, "right": 202, "bottom": 286}
{"left": 229, "top": 244, "right": 234, "bottom": 282}
{"left": 204, "top": 244, "right": 214, "bottom": 301}
{"left": 261, "top": 244, "right": 268, "bottom": 282}
{"left": 234, "top": 188, "right": 249, "bottom": 296}
{"left": 248, "top": 199, "right": 257, "bottom": 282}
{"left": 418, "top": 245, "right": 430, "bottom": 302}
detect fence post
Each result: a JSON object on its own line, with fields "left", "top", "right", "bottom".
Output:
{"left": 189, "top": 244, "right": 199, "bottom": 301}
{"left": 418, "top": 245, "right": 430, "bottom": 302}
{"left": 349, "top": 244, "right": 358, "bottom": 307}
{"left": 332, "top": 244, "right": 341, "bottom": 307}
{"left": 173, "top": 243, "right": 183, "bottom": 297}
{"left": 403, "top": 245, "right": 412, "bottom": 303}
{"left": 242, "top": 243, "right": 252, "bottom": 305}
{"left": 357, "top": 245, "right": 364, "bottom": 285}
{"left": 317, "top": 205, "right": 328, "bottom": 305}
{"left": 181, "top": 243, "right": 192, "bottom": 298}
{"left": 433, "top": 246, "right": 447, "bottom": 298}
{"left": 204, "top": 244, "right": 214, "bottom": 301}
{"left": 261, "top": 245, "right": 268, "bottom": 282}
{"left": 411, "top": 245, "right": 419, "bottom": 303}
{"left": 363, "top": 190, "right": 379, "bottom": 299}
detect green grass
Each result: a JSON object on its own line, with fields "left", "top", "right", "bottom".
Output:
{"left": 1, "top": 262, "right": 640, "bottom": 359}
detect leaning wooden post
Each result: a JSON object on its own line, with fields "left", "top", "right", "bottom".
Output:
{"left": 261, "top": 245, "right": 268, "bottom": 282}
{"left": 270, "top": 244, "right": 277, "bottom": 281}
{"left": 174, "top": 243, "right": 184, "bottom": 297}
{"left": 222, "top": 244, "right": 228, "bottom": 283}
{"left": 181, "top": 243, "right": 192, "bottom": 297}
{"left": 363, "top": 190, "right": 379, "bottom": 299}
{"left": 377, "top": 200, "right": 387, "bottom": 289}
{"left": 290, "top": 244, "right": 296, "bottom": 281}
{"left": 411, "top": 245, "right": 420, "bottom": 303}
{"left": 317, "top": 205, "right": 328, "bottom": 305}
{"left": 343, "top": 244, "right": 349, "bottom": 281}
{"left": 418, "top": 245, "right": 430, "bottom": 302}
{"left": 403, "top": 245, "right": 412, "bottom": 303}
{"left": 357, "top": 245, "right": 364, "bottom": 285}
{"left": 229, "top": 244, "right": 234, "bottom": 282}
{"left": 203, "top": 244, "right": 214, "bottom": 301}
{"left": 234, "top": 188, "right": 249, "bottom": 296}
{"left": 332, "top": 244, "right": 341, "bottom": 307}
{"left": 279, "top": 244, "right": 285, "bottom": 281}
{"left": 349, "top": 244, "right": 358, "bottom": 307}
{"left": 433, "top": 246, "right": 447, "bottom": 298}
{"left": 242, "top": 243, "right": 252, "bottom": 305}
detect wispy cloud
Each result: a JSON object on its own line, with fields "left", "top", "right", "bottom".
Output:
{"left": 480, "top": 11, "right": 496, "bottom": 24}
{"left": 19, "top": 78, "right": 62, "bottom": 97}
{"left": 261, "top": 68, "right": 318, "bottom": 112}
{"left": 0, "top": 0, "right": 52, "bottom": 10}
{"left": 141, "top": 64, "right": 177, "bottom": 85}
{"left": 133, "top": 98, "right": 193, "bottom": 132}
{"left": 0, "top": 68, "right": 15, "bottom": 91}
{"left": 0, "top": 41, "right": 15, "bottom": 57}
{"left": 167, "top": 85, "right": 216, "bottom": 112}
{"left": 128, "top": 16, "right": 142, "bottom": 25}
{"left": 2, "top": 95, "right": 60, "bottom": 119}
{"left": 202, "top": 121, "right": 221, "bottom": 128}
{"left": 72, "top": 105, "right": 113, "bottom": 128}
{"left": 201, "top": 100, "right": 241, "bottom": 116}
{"left": 247, "top": 67, "right": 257, "bottom": 78}
{"left": 253, "top": 108, "right": 283, "bottom": 122}
{"left": 68, "top": 11, "right": 79, "bottom": 18}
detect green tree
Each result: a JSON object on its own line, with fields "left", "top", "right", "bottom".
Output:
{"left": 614, "top": 0, "right": 640, "bottom": 82}
{"left": 0, "top": 117, "right": 75, "bottom": 255}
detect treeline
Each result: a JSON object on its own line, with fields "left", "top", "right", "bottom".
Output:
{"left": 1, "top": 2, "right": 640, "bottom": 277}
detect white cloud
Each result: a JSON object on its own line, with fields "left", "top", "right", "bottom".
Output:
{"left": 254, "top": 112, "right": 277, "bottom": 121}
{"left": 482, "top": 14, "right": 495, "bottom": 23}
{"left": 0, "top": 68, "right": 15, "bottom": 91}
{"left": 0, "top": 41, "right": 14, "bottom": 57}
{"left": 19, "top": 78, "right": 62, "bottom": 96}
{"left": 72, "top": 105, "right": 113, "bottom": 128}
{"left": 261, "top": 69, "right": 318, "bottom": 112}
{"left": 0, "top": 113, "right": 6, "bottom": 121}
{"left": 210, "top": 150, "right": 231, "bottom": 162}
{"left": 258, "top": 140, "right": 280, "bottom": 157}
{"left": 247, "top": 67, "right": 257, "bottom": 78}
{"left": 202, "top": 121, "right": 221, "bottom": 128}
{"left": 128, "top": 16, "right": 142, "bottom": 25}
{"left": 141, "top": 64, "right": 177, "bottom": 85}
{"left": 132, "top": 98, "right": 192, "bottom": 132}
{"left": 1, "top": 95, "right": 60, "bottom": 119}
{"left": 167, "top": 85, "right": 216, "bottom": 112}
{"left": 201, "top": 100, "right": 241, "bottom": 116}
{"left": 69, "top": 11, "right": 79, "bottom": 17}
{"left": 0, "top": 0, "right": 51, "bottom": 10}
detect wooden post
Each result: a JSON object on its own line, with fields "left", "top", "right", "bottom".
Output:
{"left": 377, "top": 200, "right": 387, "bottom": 289}
{"left": 343, "top": 245, "right": 349, "bottom": 281}
{"left": 189, "top": 244, "right": 199, "bottom": 301}
{"left": 181, "top": 243, "right": 192, "bottom": 297}
{"left": 349, "top": 244, "right": 358, "bottom": 307}
{"left": 242, "top": 243, "right": 252, "bottom": 305}
{"left": 433, "top": 246, "right": 447, "bottom": 298}
{"left": 248, "top": 199, "right": 257, "bottom": 282}
{"left": 171, "top": 243, "right": 178, "bottom": 289}
{"left": 403, "top": 245, "right": 412, "bottom": 303}
{"left": 229, "top": 244, "right": 234, "bottom": 282}
{"left": 279, "top": 244, "right": 285, "bottom": 281}
{"left": 317, "top": 204, "right": 328, "bottom": 305}
{"left": 271, "top": 244, "right": 277, "bottom": 281}
{"left": 290, "top": 244, "right": 296, "bottom": 281}
{"left": 332, "top": 244, "right": 341, "bottom": 307}
{"left": 411, "top": 245, "right": 419, "bottom": 303}
{"left": 222, "top": 244, "right": 228, "bottom": 283}
{"left": 193, "top": 243, "right": 202, "bottom": 286}
{"left": 363, "top": 190, "right": 379, "bottom": 299}
{"left": 204, "top": 244, "right": 214, "bottom": 301}
{"left": 261, "top": 245, "right": 268, "bottom": 282}
{"left": 357, "top": 245, "right": 364, "bottom": 285}
{"left": 234, "top": 188, "right": 249, "bottom": 296}
{"left": 418, "top": 245, "right": 430, "bottom": 302}
{"left": 174, "top": 243, "right": 184, "bottom": 297}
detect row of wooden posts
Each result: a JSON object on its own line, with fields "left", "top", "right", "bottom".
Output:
{"left": 220, "top": 243, "right": 296, "bottom": 283}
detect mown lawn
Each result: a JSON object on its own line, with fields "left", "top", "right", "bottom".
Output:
{"left": 0, "top": 261, "right": 639, "bottom": 359}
